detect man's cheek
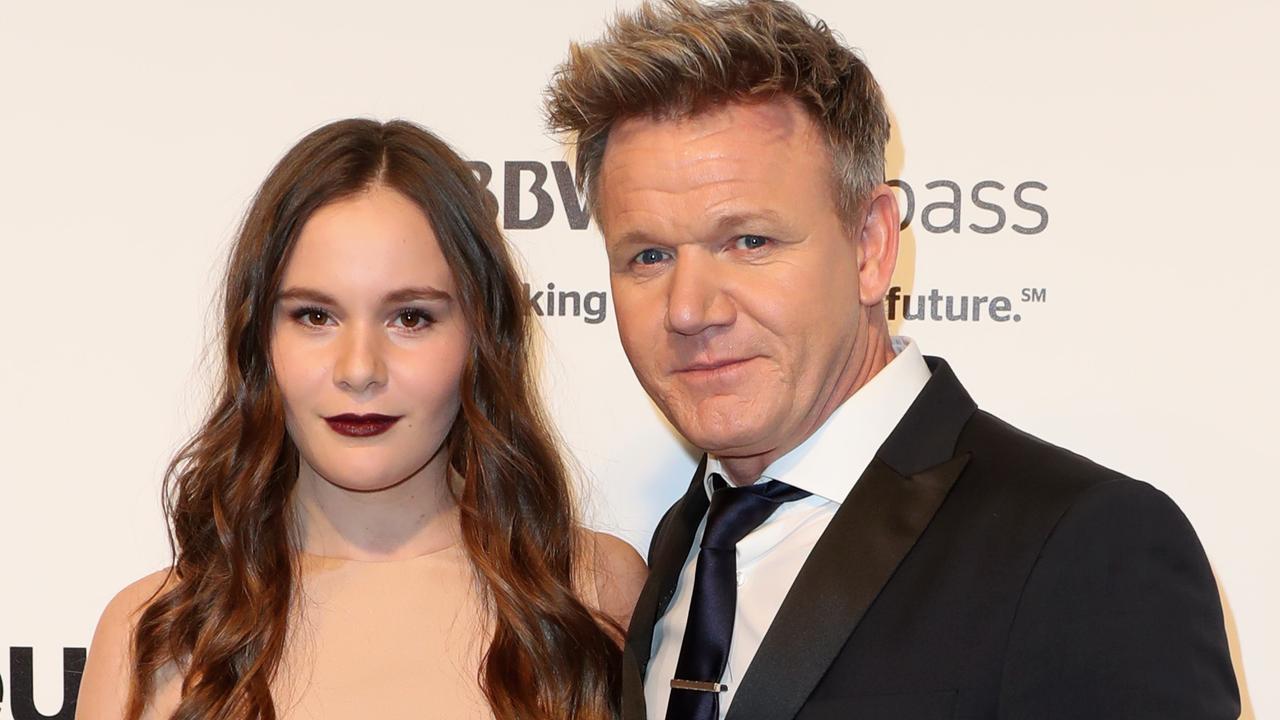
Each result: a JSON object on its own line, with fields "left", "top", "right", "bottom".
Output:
{"left": 618, "top": 322, "right": 652, "bottom": 356}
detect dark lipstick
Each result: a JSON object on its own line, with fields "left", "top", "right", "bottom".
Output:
{"left": 324, "top": 413, "right": 400, "bottom": 437}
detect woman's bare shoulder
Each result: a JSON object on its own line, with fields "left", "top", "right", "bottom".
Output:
{"left": 107, "top": 570, "right": 174, "bottom": 619}
{"left": 580, "top": 530, "right": 648, "bottom": 632}
{"left": 77, "top": 570, "right": 175, "bottom": 720}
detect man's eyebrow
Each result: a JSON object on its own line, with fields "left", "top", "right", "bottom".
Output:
{"left": 711, "top": 209, "right": 786, "bottom": 233}
{"left": 612, "top": 228, "right": 663, "bottom": 248}
{"left": 275, "top": 286, "right": 453, "bottom": 305}
{"left": 611, "top": 210, "right": 788, "bottom": 248}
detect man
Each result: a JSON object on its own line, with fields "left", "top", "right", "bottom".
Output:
{"left": 545, "top": 1, "right": 1240, "bottom": 718}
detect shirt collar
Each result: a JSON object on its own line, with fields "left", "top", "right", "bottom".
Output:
{"left": 704, "top": 337, "right": 931, "bottom": 503}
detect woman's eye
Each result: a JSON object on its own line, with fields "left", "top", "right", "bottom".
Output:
{"left": 394, "top": 308, "right": 434, "bottom": 330}
{"left": 292, "top": 307, "right": 331, "bottom": 327}
{"left": 735, "top": 235, "right": 770, "bottom": 250}
{"left": 634, "top": 248, "right": 669, "bottom": 265}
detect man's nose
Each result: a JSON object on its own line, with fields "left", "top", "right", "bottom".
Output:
{"left": 333, "top": 324, "right": 388, "bottom": 394}
{"left": 665, "top": 250, "right": 735, "bottom": 336}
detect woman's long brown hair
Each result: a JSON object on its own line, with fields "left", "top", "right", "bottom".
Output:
{"left": 126, "top": 119, "right": 622, "bottom": 720}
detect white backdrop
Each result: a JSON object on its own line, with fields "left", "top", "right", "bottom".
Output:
{"left": 1, "top": 1, "right": 1276, "bottom": 718}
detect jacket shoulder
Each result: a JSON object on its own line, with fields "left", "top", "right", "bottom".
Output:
{"left": 958, "top": 409, "right": 1133, "bottom": 500}
{"left": 946, "top": 412, "right": 1237, "bottom": 716}
{"left": 994, "top": 458, "right": 1238, "bottom": 717}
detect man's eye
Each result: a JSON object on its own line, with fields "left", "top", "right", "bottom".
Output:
{"left": 635, "top": 248, "right": 667, "bottom": 265}
{"left": 735, "top": 235, "right": 770, "bottom": 250}
{"left": 634, "top": 248, "right": 669, "bottom": 265}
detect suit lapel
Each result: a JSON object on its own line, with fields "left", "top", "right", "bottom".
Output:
{"left": 724, "top": 453, "right": 970, "bottom": 720}
{"left": 621, "top": 649, "right": 648, "bottom": 720}
{"left": 724, "top": 356, "right": 977, "bottom": 720}
{"left": 623, "top": 456, "right": 710, "bottom": 720}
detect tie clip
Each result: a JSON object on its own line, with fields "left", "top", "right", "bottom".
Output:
{"left": 671, "top": 678, "right": 728, "bottom": 693}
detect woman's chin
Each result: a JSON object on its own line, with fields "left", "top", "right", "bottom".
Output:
{"left": 310, "top": 462, "right": 417, "bottom": 494}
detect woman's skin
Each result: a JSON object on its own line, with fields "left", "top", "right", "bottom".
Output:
{"left": 76, "top": 183, "right": 646, "bottom": 719}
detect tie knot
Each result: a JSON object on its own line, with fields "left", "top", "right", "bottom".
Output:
{"left": 701, "top": 473, "right": 811, "bottom": 550}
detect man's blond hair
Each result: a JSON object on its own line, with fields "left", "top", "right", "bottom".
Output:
{"left": 544, "top": 0, "right": 890, "bottom": 226}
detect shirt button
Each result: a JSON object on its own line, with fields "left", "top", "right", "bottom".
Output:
{"left": 736, "top": 571, "right": 745, "bottom": 587}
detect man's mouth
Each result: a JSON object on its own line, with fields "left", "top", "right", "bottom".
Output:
{"left": 676, "top": 356, "right": 757, "bottom": 379}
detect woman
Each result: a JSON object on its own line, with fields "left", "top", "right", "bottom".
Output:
{"left": 77, "top": 119, "right": 646, "bottom": 720}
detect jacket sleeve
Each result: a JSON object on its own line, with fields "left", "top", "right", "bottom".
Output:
{"left": 998, "top": 478, "right": 1240, "bottom": 719}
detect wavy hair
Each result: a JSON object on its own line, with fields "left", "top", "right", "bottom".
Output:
{"left": 126, "top": 119, "right": 622, "bottom": 720}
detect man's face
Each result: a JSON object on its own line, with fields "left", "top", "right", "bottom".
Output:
{"left": 598, "top": 98, "right": 875, "bottom": 463}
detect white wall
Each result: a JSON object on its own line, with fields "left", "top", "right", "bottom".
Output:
{"left": 1, "top": 1, "right": 1275, "bottom": 717}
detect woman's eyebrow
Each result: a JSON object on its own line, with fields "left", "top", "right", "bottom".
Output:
{"left": 382, "top": 286, "right": 453, "bottom": 304}
{"left": 276, "top": 287, "right": 335, "bottom": 304}
{"left": 275, "top": 286, "right": 453, "bottom": 305}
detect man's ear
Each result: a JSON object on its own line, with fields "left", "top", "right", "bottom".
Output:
{"left": 855, "top": 184, "right": 900, "bottom": 306}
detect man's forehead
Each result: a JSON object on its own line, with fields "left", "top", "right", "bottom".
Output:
{"left": 606, "top": 97, "right": 816, "bottom": 157}
{"left": 598, "top": 97, "right": 828, "bottom": 209}
{"left": 595, "top": 98, "right": 836, "bottom": 242}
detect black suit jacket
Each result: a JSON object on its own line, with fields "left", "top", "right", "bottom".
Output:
{"left": 623, "top": 357, "right": 1239, "bottom": 720}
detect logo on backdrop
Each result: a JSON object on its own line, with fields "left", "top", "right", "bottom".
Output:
{"left": 887, "top": 179, "right": 1048, "bottom": 235}
{"left": 524, "top": 282, "right": 608, "bottom": 325}
{"left": 0, "top": 647, "right": 83, "bottom": 720}
{"left": 468, "top": 161, "right": 1052, "bottom": 325}
{"left": 885, "top": 287, "right": 1047, "bottom": 323}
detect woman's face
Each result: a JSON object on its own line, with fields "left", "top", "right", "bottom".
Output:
{"left": 271, "top": 185, "right": 470, "bottom": 492}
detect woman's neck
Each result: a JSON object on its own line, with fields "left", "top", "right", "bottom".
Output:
{"left": 291, "top": 453, "right": 461, "bottom": 561}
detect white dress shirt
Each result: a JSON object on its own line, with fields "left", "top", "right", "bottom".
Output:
{"left": 644, "top": 337, "right": 932, "bottom": 720}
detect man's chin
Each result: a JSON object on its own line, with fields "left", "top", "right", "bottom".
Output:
{"left": 654, "top": 391, "right": 774, "bottom": 449}
{"left": 677, "top": 418, "right": 774, "bottom": 460}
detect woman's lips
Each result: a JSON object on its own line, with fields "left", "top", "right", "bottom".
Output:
{"left": 324, "top": 413, "right": 401, "bottom": 437}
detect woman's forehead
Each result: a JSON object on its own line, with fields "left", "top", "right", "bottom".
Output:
{"left": 283, "top": 187, "right": 455, "bottom": 295}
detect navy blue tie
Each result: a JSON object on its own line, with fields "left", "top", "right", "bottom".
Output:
{"left": 665, "top": 473, "right": 812, "bottom": 720}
